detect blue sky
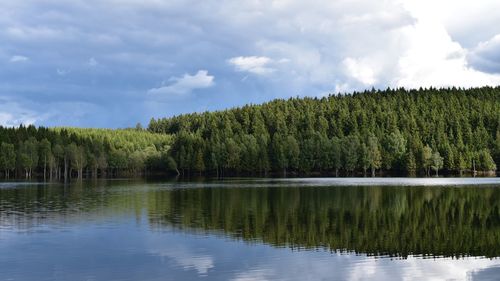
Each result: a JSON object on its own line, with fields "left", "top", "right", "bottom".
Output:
{"left": 1, "top": 0, "right": 500, "bottom": 128}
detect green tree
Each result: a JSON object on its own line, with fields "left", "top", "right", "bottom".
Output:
{"left": 330, "top": 137, "right": 342, "bottom": 177}
{"left": 26, "top": 137, "right": 39, "bottom": 178}
{"left": 0, "top": 143, "right": 16, "bottom": 178}
{"left": 422, "top": 145, "right": 433, "bottom": 176}
{"left": 97, "top": 154, "right": 108, "bottom": 177}
{"left": 406, "top": 150, "right": 417, "bottom": 175}
{"left": 108, "top": 149, "right": 128, "bottom": 176}
{"left": 477, "top": 149, "right": 497, "bottom": 171}
{"left": 52, "top": 144, "right": 64, "bottom": 180}
{"left": 39, "top": 138, "right": 52, "bottom": 180}
{"left": 193, "top": 149, "right": 205, "bottom": 175}
{"left": 272, "top": 134, "right": 300, "bottom": 176}
{"left": 166, "top": 156, "right": 180, "bottom": 175}
{"left": 367, "top": 135, "right": 382, "bottom": 177}
{"left": 342, "top": 135, "right": 359, "bottom": 175}
{"left": 383, "top": 130, "right": 406, "bottom": 170}
{"left": 17, "top": 142, "right": 31, "bottom": 179}
{"left": 69, "top": 144, "right": 86, "bottom": 180}
{"left": 286, "top": 135, "right": 300, "bottom": 172}
{"left": 431, "top": 151, "right": 444, "bottom": 176}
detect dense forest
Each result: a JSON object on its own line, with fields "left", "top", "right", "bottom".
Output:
{"left": 0, "top": 87, "right": 499, "bottom": 180}
{"left": 0, "top": 126, "right": 171, "bottom": 180}
{"left": 150, "top": 87, "right": 500, "bottom": 177}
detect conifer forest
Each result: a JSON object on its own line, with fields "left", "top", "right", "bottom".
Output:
{"left": 1, "top": 87, "right": 499, "bottom": 179}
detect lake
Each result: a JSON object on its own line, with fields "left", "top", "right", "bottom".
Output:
{"left": 1, "top": 178, "right": 500, "bottom": 281}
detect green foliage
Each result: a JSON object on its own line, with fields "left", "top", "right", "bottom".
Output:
{"left": 0, "top": 142, "right": 16, "bottom": 177}
{"left": 150, "top": 87, "right": 500, "bottom": 176}
{"left": 0, "top": 125, "right": 172, "bottom": 179}
{"left": 405, "top": 150, "right": 417, "bottom": 174}
{"left": 431, "top": 151, "right": 444, "bottom": 176}
{"left": 367, "top": 134, "right": 382, "bottom": 176}
{"left": 477, "top": 149, "right": 496, "bottom": 171}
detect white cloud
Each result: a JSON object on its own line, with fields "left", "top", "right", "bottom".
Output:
{"left": 343, "top": 57, "right": 377, "bottom": 86}
{"left": 239, "top": 0, "right": 500, "bottom": 91}
{"left": 148, "top": 70, "right": 215, "bottom": 95}
{"left": 228, "top": 56, "right": 275, "bottom": 75}
{"left": 2, "top": 0, "right": 500, "bottom": 126}
{"left": 0, "top": 113, "right": 37, "bottom": 127}
{"left": 5, "top": 25, "right": 68, "bottom": 41}
{"left": 393, "top": 8, "right": 500, "bottom": 88}
{"left": 0, "top": 101, "right": 41, "bottom": 127}
{"left": 9, "top": 55, "right": 29, "bottom": 63}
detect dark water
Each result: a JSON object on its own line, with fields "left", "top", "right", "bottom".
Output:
{"left": 1, "top": 178, "right": 500, "bottom": 281}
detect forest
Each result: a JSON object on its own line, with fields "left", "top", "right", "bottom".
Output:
{"left": 0, "top": 86, "right": 499, "bottom": 180}
{"left": 0, "top": 126, "right": 171, "bottom": 180}
{"left": 150, "top": 86, "right": 500, "bottom": 177}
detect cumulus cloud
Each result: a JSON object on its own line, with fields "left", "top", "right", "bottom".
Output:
{"left": 228, "top": 56, "right": 275, "bottom": 75}
{"left": 342, "top": 58, "right": 377, "bottom": 86}
{"left": 148, "top": 70, "right": 215, "bottom": 95}
{"left": 9, "top": 55, "right": 29, "bottom": 62}
{"left": 1, "top": 0, "right": 500, "bottom": 127}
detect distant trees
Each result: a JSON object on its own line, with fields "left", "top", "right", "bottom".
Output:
{"left": 1, "top": 87, "right": 499, "bottom": 179}
{"left": 0, "top": 126, "right": 171, "bottom": 180}
{"left": 150, "top": 86, "right": 499, "bottom": 176}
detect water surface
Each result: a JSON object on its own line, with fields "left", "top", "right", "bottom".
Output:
{"left": 1, "top": 178, "right": 500, "bottom": 280}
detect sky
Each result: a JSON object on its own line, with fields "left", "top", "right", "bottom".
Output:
{"left": 1, "top": 0, "right": 500, "bottom": 128}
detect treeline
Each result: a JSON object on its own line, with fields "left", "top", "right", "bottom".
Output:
{"left": 0, "top": 126, "right": 172, "bottom": 180}
{"left": 149, "top": 86, "right": 500, "bottom": 177}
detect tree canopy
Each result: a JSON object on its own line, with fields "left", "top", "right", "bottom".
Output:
{"left": 0, "top": 126, "right": 172, "bottom": 180}
{"left": 149, "top": 86, "right": 500, "bottom": 176}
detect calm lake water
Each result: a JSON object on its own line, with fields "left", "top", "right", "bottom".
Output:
{"left": 1, "top": 178, "right": 500, "bottom": 281}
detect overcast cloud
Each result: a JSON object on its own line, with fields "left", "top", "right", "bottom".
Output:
{"left": 1, "top": 0, "right": 500, "bottom": 127}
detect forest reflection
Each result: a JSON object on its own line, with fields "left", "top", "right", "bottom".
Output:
{"left": 1, "top": 182, "right": 499, "bottom": 258}
{"left": 147, "top": 185, "right": 500, "bottom": 258}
